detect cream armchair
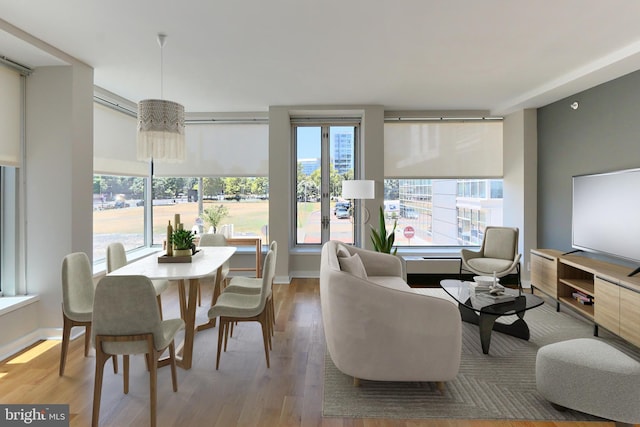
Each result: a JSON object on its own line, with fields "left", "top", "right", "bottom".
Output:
{"left": 320, "top": 241, "right": 462, "bottom": 389}
{"left": 460, "top": 226, "right": 521, "bottom": 286}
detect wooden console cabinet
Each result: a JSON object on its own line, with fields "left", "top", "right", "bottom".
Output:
{"left": 531, "top": 249, "right": 640, "bottom": 347}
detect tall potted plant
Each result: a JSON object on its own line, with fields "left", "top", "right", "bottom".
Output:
{"left": 370, "top": 206, "right": 398, "bottom": 255}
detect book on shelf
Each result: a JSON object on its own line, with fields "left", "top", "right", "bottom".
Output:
{"left": 572, "top": 291, "right": 594, "bottom": 305}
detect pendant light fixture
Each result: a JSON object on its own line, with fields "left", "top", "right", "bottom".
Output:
{"left": 137, "top": 33, "right": 185, "bottom": 163}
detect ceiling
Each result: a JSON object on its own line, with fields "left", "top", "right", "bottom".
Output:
{"left": 2, "top": 0, "right": 640, "bottom": 115}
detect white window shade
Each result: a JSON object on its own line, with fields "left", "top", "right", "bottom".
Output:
{"left": 384, "top": 121, "right": 503, "bottom": 178}
{"left": 94, "top": 103, "right": 148, "bottom": 176}
{"left": 0, "top": 66, "right": 21, "bottom": 167}
{"left": 154, "top": 123, "right": 269, "bottom": 177}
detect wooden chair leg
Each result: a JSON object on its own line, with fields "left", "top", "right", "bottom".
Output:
{"left": 197, "top": 282, "right": 202, "bottom": 307}
{"left": 260, "top": 315, "right": 271, "bottom": 368}
{"left": 59, "top": 316, "right": 72, "bottom": 376}
{"left": 84, "top": 324, "right": 92, "bottom": 357}
{"left": 224, "top": 322, "right": 230, "bottom": 352}
{"left": 435, "top": 381, "right": 445, "bottom": 394}
{"left": 216, "top": 319, "right": 225, "bottom": 370}
{"left": 112, "top": 355, "right": 118, "bottom": 374}
{"left": 169, "top": 341, "right": 178, "bottom": 392}
{"left": 92, "top": 345, "right": 110, "bottom": 427}
{"left": 149, "top": 350, "right": 158, "bottom": 427}
{"left": 123, "top": 355, "right": 129, "bottom": 394}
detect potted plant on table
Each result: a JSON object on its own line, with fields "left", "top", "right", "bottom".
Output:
{"left": 171, "top": 228, "right": 196, "bottom": 257}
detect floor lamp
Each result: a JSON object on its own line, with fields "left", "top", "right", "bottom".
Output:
{"left": 342, "top": 180, "right": 375, "bottom": 247}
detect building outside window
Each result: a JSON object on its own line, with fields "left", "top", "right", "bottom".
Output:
{"left": 383, "top": 178, "right": 503, "bottom": 247}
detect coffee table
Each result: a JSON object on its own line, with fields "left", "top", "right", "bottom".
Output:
{"left": 440, "top": 279, "right": 544, "bottom": 354}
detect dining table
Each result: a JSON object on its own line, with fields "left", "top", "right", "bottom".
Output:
{"left": 107, "top": 246, "right": 236, "bottom": 370}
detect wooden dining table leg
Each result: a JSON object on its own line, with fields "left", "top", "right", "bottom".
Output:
{"left": 196, "top": 265, "right": 224, "bottom": 332}
{"left": 161, "top": 278, "right": 198, "bottom": 370}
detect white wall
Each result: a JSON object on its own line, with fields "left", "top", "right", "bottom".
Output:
{"left": 0, "top": 64, "right": 95, "bottom": 358}
{"left": 503, "top": 109, "right": 537, "bottom": 281}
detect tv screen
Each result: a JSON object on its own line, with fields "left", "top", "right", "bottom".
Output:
{"left": 572, "top": 168, "right": 640, "bottom": 264}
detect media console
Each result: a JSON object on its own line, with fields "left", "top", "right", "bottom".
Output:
{"left": 531, "top": 249, "right": 640, "bottom": 347}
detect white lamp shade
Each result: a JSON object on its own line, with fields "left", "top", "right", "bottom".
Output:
{"left": 342, "top": 180, "right": 375, "bottom": 199}
{"left": 137, "top": 99, "right": 186, "bottom": 163}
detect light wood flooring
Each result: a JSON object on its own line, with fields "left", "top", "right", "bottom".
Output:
{"left": 0, "top": 278, "right": 618, "bottom": 427}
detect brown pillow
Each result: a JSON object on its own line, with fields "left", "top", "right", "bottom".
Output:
{"left": 338, "top": 253, "right": 368, "bottom": 279}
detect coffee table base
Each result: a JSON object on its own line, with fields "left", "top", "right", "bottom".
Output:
{"left": 459, "top": 298, "right": 530, "bottom": 354}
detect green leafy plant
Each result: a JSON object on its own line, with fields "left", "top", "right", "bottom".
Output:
{"left": 202, "top": 204, "right": 229, "bottom": 232}
{"left": 171, "top": 228, "right": 195, "bottom": 250}
{"left": 370, "top": 206, "right": 398, "bottom": 255}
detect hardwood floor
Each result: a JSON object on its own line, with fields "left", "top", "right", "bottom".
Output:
{"left": 0, "top": 278, "right": 617, "bottom": 427}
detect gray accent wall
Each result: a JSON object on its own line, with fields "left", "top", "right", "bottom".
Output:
{"left": 537, "top": 69, "right": 640, "bottom": 260}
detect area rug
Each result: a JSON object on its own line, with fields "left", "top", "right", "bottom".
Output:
{"left": 323, "top": 297, "right": 640, "bottom": 421}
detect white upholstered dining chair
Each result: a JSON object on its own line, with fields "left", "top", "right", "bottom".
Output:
{"left": 223, "top": 240, "right": 277, "bottom": 334}
{"left": 197, "top": 233, "right": 230, "bottom": 306}
{"left": 106, "top": 242, "right": 170, "bottom": 316}
{"left": 60, "top": 252, "right": 117, "bottom": 376}
{"left": 91, "top": 275, "right": 184, "bottom": 427}
{"left": 207, "top": 249, "right": 275, "bottom": 369}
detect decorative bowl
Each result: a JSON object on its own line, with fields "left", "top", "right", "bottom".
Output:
{"left": 473, "top": 275, "right": 499, "bottom": 287}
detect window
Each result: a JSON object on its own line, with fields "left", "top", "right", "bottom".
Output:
{"left": 93, "top": 174, "right": 146, "bottom": 261}
{"left": 383, "top": 119, "right": 504, "bottom": 248}
{"left": 383, "top": 178, "right": 503, "bottom": 247}
{"left": 151, "top": 176, "right": 269, "bottom": 244}
{"left": 93, "top": 100, "right": 270, "bottom": 262}
{"left": 293, "top": 124, "right": 359, "bottom": 246}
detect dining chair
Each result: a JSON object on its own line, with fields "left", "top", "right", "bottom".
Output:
{"left": 91, "top": 275, "right": 184, "bottom": 427}
{"left": 197, "top": 233, "right": 230, "bottom": 306}
{"left": 106, "top": 242, "right": 170, "bottom": 317}
{"left": 223, "top": 240, "right": 277, "bottom": 335}
{"left": 208, "top": 249, "right": 275, "bottom": 369}
{"left": 60, "top": 252, "right": 117, "bottom": 376}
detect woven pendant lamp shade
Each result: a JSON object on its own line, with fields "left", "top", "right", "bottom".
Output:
{"left": 137, "top": 99, "right": 185, "bottom": 162}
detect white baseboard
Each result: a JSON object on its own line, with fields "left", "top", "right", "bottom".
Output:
{"left": 0, "top": 327, "right": 83, "bottom": 363}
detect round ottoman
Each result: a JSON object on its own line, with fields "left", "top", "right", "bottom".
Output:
{"left": 536, "top": 338, "right": 640, "bottom": 426}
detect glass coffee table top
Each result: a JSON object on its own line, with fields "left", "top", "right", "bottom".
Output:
{"left": 440, "top": 279, "right": 544, "bottom": 354}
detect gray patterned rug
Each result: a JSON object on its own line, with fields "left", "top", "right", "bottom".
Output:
{"left": 323, "top": 296, "right": 640, "bottom": 421}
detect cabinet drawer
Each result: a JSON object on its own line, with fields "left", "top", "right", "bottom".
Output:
{"left": 594, "top": 276, "right": 620, "bottom": 334}
{"left": 531, "top": 251, "right": 557, "bottom": 298}
{"left": 620, "top": 286, "right": 640, "bottom": 348}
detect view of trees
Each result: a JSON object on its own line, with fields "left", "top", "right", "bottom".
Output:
{"left": 93, "top": 175, "right": 269, "bottom": 201}
{"left": 296, "top": 163, "right": 353, "bottom": 201}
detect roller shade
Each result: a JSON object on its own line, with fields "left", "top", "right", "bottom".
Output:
{"left": 94, "top": 103, "right": 148, "bottom": 176}
{"left": 384, "top": 121, "right": 503, "bottom": 178}
{"left": 0, "top": 66, "right": 21, "bottom": 167}
{"left": 154, "top": 123, "right": 269, "bottom": 177}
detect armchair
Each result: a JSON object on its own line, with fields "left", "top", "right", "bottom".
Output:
{"left": 460, "top": 226, "right": 521, "bottom": 286}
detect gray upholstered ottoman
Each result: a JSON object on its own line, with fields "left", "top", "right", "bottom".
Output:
{"left": 536, "top": 338, "right": 640, "bottom": 427}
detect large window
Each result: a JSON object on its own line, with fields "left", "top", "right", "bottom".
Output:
{"left": 383, "top": 119, "right": 504, "bottom": 248}
{"left": 294, "top": 124, "right": 358, "bottom": 245}
{"left": 151, "top": 176, "right": 269, "bottom": 245}
{"left": 383, "top": 179, "right": 503, "bottom": 247}
{"left": 93, "top": 99, "right": 270, "bottom": 262}
{"left": 93, "top": 175, "right": 146, "bottom": 261}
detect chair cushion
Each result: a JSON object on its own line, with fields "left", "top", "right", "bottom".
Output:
{"left": 367, "top": 276, "right": 412, "bottom": 291}
{"left": 467, "top": 257, "right": 513, "bottom": 275}
{"left": 338, "top": 253, "right": 368, "bottom": 279}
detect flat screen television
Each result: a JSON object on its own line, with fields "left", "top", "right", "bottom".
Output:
{"left": 572, "top": 168, "right": 640, "bottom": 276}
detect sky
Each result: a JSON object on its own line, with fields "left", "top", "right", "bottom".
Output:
{"left": 296, "top": 126, "right": 354, "bottom": 159}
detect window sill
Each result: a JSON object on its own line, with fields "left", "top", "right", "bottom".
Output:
{"left": 0, "top": 295, "right": 40, "bottom": 316}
